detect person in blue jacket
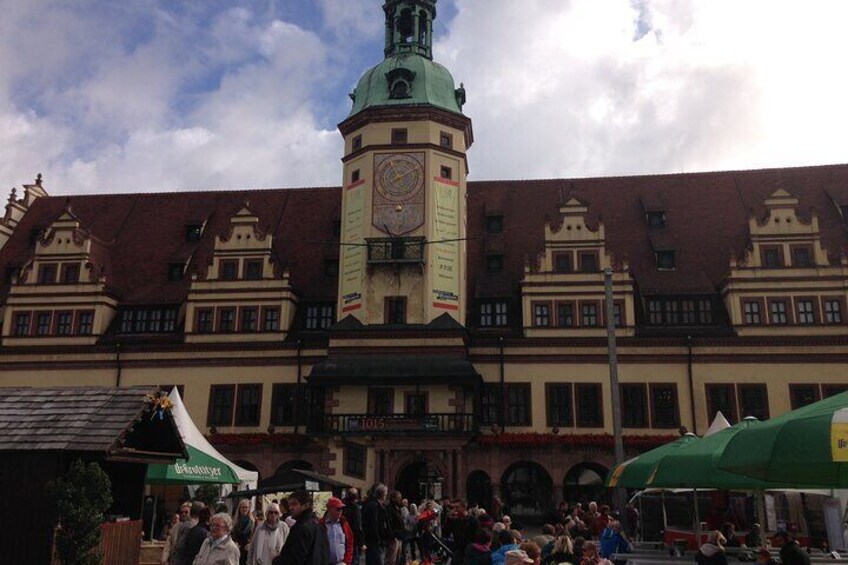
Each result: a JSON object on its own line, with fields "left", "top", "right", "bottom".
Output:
{"left": 599, "top": 521, "right": 631, "bottom": 561}
{"left": 491, "top": 530, "right": 520, "bottom": 565}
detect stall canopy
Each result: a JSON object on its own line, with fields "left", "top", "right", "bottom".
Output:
{"left": 146, "top": 388, "right": 258, "bottom": 488}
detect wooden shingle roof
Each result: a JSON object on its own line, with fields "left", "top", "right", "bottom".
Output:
{"left": 0, "top": 386, "right": 178, "bottom": 455}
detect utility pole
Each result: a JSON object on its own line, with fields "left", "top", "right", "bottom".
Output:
{"left": 604, "top": 268, "right": 627, "bottom": 525}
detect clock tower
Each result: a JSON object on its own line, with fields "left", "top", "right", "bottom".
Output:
{"left": 337, "top": 0, "right": 473, "bottom": 326}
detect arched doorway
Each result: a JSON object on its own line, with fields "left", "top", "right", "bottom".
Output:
{"left": 501, "top": 462, "right": 553, "bottom": 524}
{"left": 466, "top": 470, "right": 492, "bottom": 510}
{"left": 261, "top": 460, "right": 314, "bottom": 488}
{"left": 395, "top": 460, "right": 428, "bottom": 502}
{"left": 232, "top": 459, "right": 261, "bottom": 484}
{"left": 564, "top": 462, "right": 609, "bottom": 506}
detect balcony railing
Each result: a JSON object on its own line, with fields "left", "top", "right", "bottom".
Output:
{"left": 309, "top": 413, "right": 476, "bottom": 435}
{"left": 366, "top": 237, "right": 426, "bottom": 264}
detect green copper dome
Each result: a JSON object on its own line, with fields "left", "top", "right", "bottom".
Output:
{"left": 348, "top": 53, "right": 465, "bottom": 117}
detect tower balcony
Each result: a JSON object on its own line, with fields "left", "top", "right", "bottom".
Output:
{"left": 366, "top": 236, "right": 425, "bottom": 265}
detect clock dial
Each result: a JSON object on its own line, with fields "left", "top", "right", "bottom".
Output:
{"left": 375, "top": 153, "right": 425, "bottom": 202}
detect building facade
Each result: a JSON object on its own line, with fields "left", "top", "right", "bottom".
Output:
{"left": 2, "top": 0, "right": 848, "bottom": 522}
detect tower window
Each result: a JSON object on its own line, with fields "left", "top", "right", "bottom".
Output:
{"left": 440, "top": 131, "right": 453, "bottom": 149}
{"left": 485, "top": 215, "right": 503, "bottom": 234}
{"left": 385, "top": 297, "right": 407, "bottom": 324}
{"left": 487, "top": 254, "right": 504, "bottom": 273}
{"left": 656, "top": 250, "right": 676, "bottom": 270}
{"left": 352, "top": 135, "right": 363, "bottom": 151}
{"left": 440, "top": 166, "right": 452, "bottom": 180}
{"left": 351, "top": 169, "right": 361, "bottom": 183}
{"left": 391, "top": 128, "right": 408, "bottom": 144}
{"left": 647, "top": 211, "right": 666, "bottom": 229}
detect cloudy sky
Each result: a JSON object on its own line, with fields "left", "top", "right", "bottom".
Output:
{"left": 1, "top": 0, "right": 847, "bottom": 195}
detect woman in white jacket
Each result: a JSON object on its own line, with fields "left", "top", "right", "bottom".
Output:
{"left": 248, "top": 504, "right": 290, "bottom": 565}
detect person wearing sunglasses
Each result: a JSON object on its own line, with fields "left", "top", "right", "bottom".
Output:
{"left": 249, "top": 503, "right": 290, "bottom": 565}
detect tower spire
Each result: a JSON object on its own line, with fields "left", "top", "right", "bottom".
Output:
{"left": 383, "top": 0, "right": 437, "bottom": 60}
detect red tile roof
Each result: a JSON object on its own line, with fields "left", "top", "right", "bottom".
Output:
{"left": 2, "top": 164, "right": 847, "bottom": 314}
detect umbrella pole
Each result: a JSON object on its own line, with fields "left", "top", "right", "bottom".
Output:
{"left": 662, "top": 490, "right": 668, "bottom": 530}
{"left": 694, "top": 488, "right": 702, "bottom": 549}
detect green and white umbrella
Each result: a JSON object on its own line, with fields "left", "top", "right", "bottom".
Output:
{"left": 146, "top": 388, "right": 256, "bottom": 486}
{"left": 718, "top": 390, "right": 848, "bottom": 487}
{"left": 606, "top": 433, "right": 699, "bottom": 488}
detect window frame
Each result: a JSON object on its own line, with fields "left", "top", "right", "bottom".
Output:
{"left": 655, "top": 250, "right": 676, "bottom": 271}
{"left": 270, "top": 384, "right": 296, "bottom": 426}
{"left": 391, "top": 128, "right": 408, "bottom": 145}
{"left": 649, "top": 383, "right": 680, "bottom": 429}
{"left": 790, "top": 245, "right": 813, "bottom": 268}
{"left": 737, "top": 383, "right": 769, "bottom": 420}
{"left": 352, "top": 134, "right": 363, "bottom": 151}
{"left": 367, "top": 387, "right": 394, "bottom": 416}
{"left": 196, "top": 308, "right": 214, "bottom": 333}
{"left": 217, "top": 307, "right": 236, "bottom": 333}
{"left": 621, "top": 383, "right": 648, "bottom": 428}
{"left": 575, "top": 383, "right": 604, "bottom": 428}
{"left": 13, "top": 311, "right": 31, "bottom": 336}
{"left": 742, "top": 299, "right": 764, "bottom": 325}
{"left": 546, "top": 383, "right": 574, "bottom": 427}
{"left": 35, "top": 311, "right": 52, "bottom": 336}
{"left": 824, "top": 297, "right": 845, "bottom": 324}
{"left": 553, "top": 252, "right": 572, "bottom": 273}
{"left": 578, "top": 251, "right": 599, "bottom": 273}
{"left": 705, "top": 383, "right": 738, "bottom": 424}
{"left": 262, "top": 307, "right": 280, "bottom": 332}
{"left": 207, "top": 384, "right": 236, "bottom": 427}
{"left": 506, "top": 383, "right": 532, "bottom": 427}
{"left": 439, "top": 165, "right": 453, "bottom": 180}
{"left": 61, "top": 263, "right": 80, "bottom": 284}
{"left": 794, "top": 297, "right": 817, "bottom": 325}
{"left": 244, "top": 259, "right": 263, "bottom": 281}
{"left": 768, "top": 298, "right": 790, "bottom": 325}
{"left": 55, "top": 311, "right": 73, "bottom": 336}
{"left": 76, "top": 310, "right": 95, "bottom": 335}
{"left": 439, "top": 131, "right": 453, "bottom": 149}
{"left": 556, "top": 301, "right": 574, "bottom": 328}
{"left": 38, "top": 263, "right": 57, "bottom": 284}
{"left": 789, "top": 384, "right": 820, "bottom": 410}
{"left": 385, "top": 296, "right": 407, "bottom": 324}
{"left": 240, "top": 306, "right": 258, "bottom": 332}
{"left": 486, "top": 254, "right": 504, "bottom": 273}
{"left": 234, "top": 383, "right": 263, "bottom": 427}
{"left": 220, "top": 259, "right": 239, "bottom": 281}
{"left": 404, "top": 391, "right": 429, "bottom": 416}
{"left": 580, "top": 301, "right": 599, "bottom": 327}
{"left": 761, "top": 245, "right": 784, "bottom": 268}
{"left": 532, "top": 301, "right": 551, "bottom": 328}
{"left": 344, "top": 442, "right": 367, "bottom": 479}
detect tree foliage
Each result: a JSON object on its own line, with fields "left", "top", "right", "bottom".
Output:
{"left": 194, "top": 484, "right": 222, "bottom": 509}
{"left": 46, "top": 459, "right": 113, "bottom": 565}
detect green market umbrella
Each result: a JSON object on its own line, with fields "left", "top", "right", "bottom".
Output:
{"left": 718, "top": 390, "right": 848, "bottom": 487}
{"left": 647, "top": 417, "right": 773, "bottom": 489}
{"left": 146, "top": 444, "right": 240, "bottom": 485}
{"left": 606, "top": 433, "right": 699, "bottom": 488}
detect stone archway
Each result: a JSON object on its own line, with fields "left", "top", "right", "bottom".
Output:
{"left": 564, "top": 462, "right": 609, "bottom": 506}
{"left": 393, "top": 454, "right": 449, "bottom": 502}
{"left": 261, "top": 459, "right": 314, "bottom": 488}
{"left": 466, "top": 470, "right": 492, "bottom": 511}
{"left": 501, "top": 461, "right": 553, "bottom": 525}
{"left": 232, "top": 459, "right": 261, "bottom": 483}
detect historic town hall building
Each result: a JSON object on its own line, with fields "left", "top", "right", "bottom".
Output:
{"left": 1, "top": 1, "right": 848, "bottom": 522}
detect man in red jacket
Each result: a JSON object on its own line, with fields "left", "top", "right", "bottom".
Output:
{"left": 322, "top": 497, "right": 355, "bottom": 565}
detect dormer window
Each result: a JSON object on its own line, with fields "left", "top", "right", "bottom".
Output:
{"left": 440, "top": 131, "right": 453, "bottom": 149}
{"left": 186, "top": 224, "right": 203, "bottom": 242}
{"left": 647, "top": 211, "right": 666, "bottom": 230}
{"left": 578, "top": 252, "right": 598, "bottom": 273}
{"left": 440, "top": 166, "right": 452, "bottom": 180}
{"left": 554, "top": 253, "right": 572, "bottom": 273}
{"left": 62, "top": 263, "right": 80, "bottom": 284}
{"left": 168, "top": 263, "right": 184, "bottom": 282}
{"left": 792, "top": 246, "right": 812, "bottom": 267}
{"left": 221, "top": 260, "right": 238, "bottom": 281}
{"left": 762, "top": 246, "right": 783, "bottom": 268}
{"left": 38, "top": 264, "right": 57, "bottom": 284}
{"left": 351, "top": 169, "right": 361, "bottom": 183}
{"left": 244, "top": 260, "right": 262, "bottom": 281}
{"left": 352, "top": 135, "right": 363, "bottom": 151}
{"left": 656, "top": 250, "right": 676, "bottom": 271}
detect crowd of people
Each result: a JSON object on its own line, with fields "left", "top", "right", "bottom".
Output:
{"left": 158, "top": 486, "right": 638, "bottom": 565}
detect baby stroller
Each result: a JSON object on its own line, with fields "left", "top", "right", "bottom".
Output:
{"left": 417, "top": 508, "right": 453, "bottom": 565}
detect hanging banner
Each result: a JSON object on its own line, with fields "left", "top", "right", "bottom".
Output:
{"left": 831, "top": 407, "right": 848, "bottom": 461}
{"left": 431, "top": 177, "right": 460, "bottom": 311}
{"left": 341, "top": 181, "right": 365, "bottom": 314}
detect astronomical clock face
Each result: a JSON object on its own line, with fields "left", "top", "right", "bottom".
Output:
{"left": 373, "top": 152, "right": 426, "bottom": 235}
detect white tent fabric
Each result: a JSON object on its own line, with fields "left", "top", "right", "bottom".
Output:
{"left": 705, "top": 411, "right": 732, "bottom": 436}
{"left": 168, "top": 387, "right": 259, "bottom": 490}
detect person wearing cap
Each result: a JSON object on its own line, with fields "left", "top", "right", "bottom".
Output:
{"left": 775, "top": 531, "right": 810, "bottom": 565}
{"left": 322, "top": 497, "right": 355, "bottom": 565}
{"left": 248, "top": 503, "right": 289, "bottom": 565}
{"left": 504, "top": 549, "right": 535, "bottom": 565}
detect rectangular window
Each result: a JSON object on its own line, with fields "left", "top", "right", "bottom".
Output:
{"left": 263, "top": 307, "right": 280, "bottom": 331}
{"left": 554, "top": 253, "right": 572, "bottom": 273}
{"left": 744, "top": 301, "right": 762, "bottom": 325}
{"left": 56, "top": 311, "right": 72, "bottom": 335}
{"left": 120, "top": 310, "right": 133, "bottom": 333}
{"left": 77, "top": 311, "right": 94, "bottom": 335}
{"left": 14, "top": 312, "right": 31, "bottom": 336}
{"left": 762, "top": 247, "right": 782, "bottom": 268}
{"left": 487, "top": 254, "right": 503, "bottom": 273}
{"left": 789, "top": 384, "right": 820, "bottom": 410}
{"left": 494, "top": 301, "right": 508, "bottom": 326}
{"left": 244, "top": 260, "right": 262, "bottom": 281}
{"left": 737, "top": 384, "right": 769, "bottom": 420}
{"left": 149, "top": 309, "right": 162, "bottom": 333}
{"left": 440, "top": 166, "right": 453, "bottom": 180}
{"left": 546, "top": 383, "right": 573, "bottom": 427}
{"left": 62, "top": 263, "right": 80, "bottom": 284}
{"left": 533, "top": 303, "right": 550, "bottom": 327}
{"left": 208, "top": 385, "right": 235, "bottom": 427}
{"left": 218, "top": 308, "right": 235, "bottom": 332}
{"left": 479, "top": 303, "right": 493, "bottom": 327}
{"left": 575, "top": 383, "right": 603, "bottom": 428}
{"left": 196, "top": 309, "right": 213, "bottom": 333}
{"left": 664, "top": 300, "right": 679, "bottom": 325}
{"left": 439, "top": 131, "right": 453, "bottom": 149}
{"left": 822, "top": 384, "right": 848, "bottom": 398}
{"left": 351, "top": 169, "right": 360, "bottom": 183}
{"left": 480, "top": 383, "right": 501, "bottom": 425}
{"left": 681, "top": 300, "right": 696, "bottom": 325}
{"left": 344, "top": 443, "right": 366, "bottom": 479}
{"left": 698, "top": 300, "right": 713, "bottom": 324}
{"left": 352, "top": 135, "right": 362, "bottom": 151}
{"left": 220, "top": 260, "right": 239, "bottom": 281}
{"left": 134, "top": 310, "right": 148, "bottom": 333}
{"left": 163, "top": 309, "right": 177, "bottom": 332}
{"left": 578, "top": 252, "right": 598, "bottom": 273}
{"left": 368, "top": 388, "right": 394, "bottom": 416}
{"left": 405, "top": 392, "right": 427, "bottom": 416}
{"left": 792, "top": 246, "right": 812, "bottom": 267}
{"left": 270, "top": 384, "right": 297, "bottom": 426}
{"left": 319, "top": 305, "right": 334, "bottom": 329}
{"left": 581, "top": 303, "right": 598, "bottom": 327}
{"left": 241, "top": 307, "right": 257, "bottom": 332}
{"left": 306, "top": 305, "right": 320, "bottom": 330}
{"left": 770, "top": 300, "right": 788, "bottom": 325}
{"left": 235, "top": 384, "right": 262, "bottom": 426}
{"left": 391, "top": 128, "right": 408, "bottom": 144}
{"left": 796, "top": 299, "right": 815, "bottom": 325}
{"left": 36, "top": 312, "right": 52, "bottom": 335}
{"left": 706, "top": 384, "right": 738, "bottom": 424}
{"left": 824, "top": 299, "right": 843, "bottom": 324}
{"left": 647, "top": 211, "right": 666, "bottom": 229}
{"left": 621, "top": 384, "right": 648, "bottom": 428}
{"left": 506, "top": 384, "right": 531, "bottom": 426}
{"left": 385, "top": 297, "right": 407, "bottom": 324}
{"left": 650, "top": 384, "right": 680, "bottom": 429}
{"left": 485, "top": 215, "right": 503, "bottom": 234}
{"left": 613, "top": 302, "right": 623, "bottom": 327}
{"left": 38, "top": 264, "right": 57, "bottom": 284}
{"left": 648, "top": 300, "right": 663, "bottom": 325}
{"left": 656, "top": 250, "right": 676, "bottom": 270}
{"left": 557, "top": 303, "right": 573, "bottom": 328}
